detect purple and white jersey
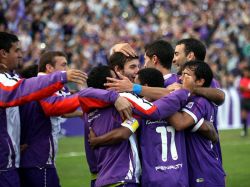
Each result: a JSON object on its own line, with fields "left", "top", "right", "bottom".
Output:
{"left": 164, "top": 73, "right": 179, "bottom": 87}
{"left": 0, "top": 71, "right": 66, "bottom": 171}
{"left": 83, "top": 107, "right": 140, "bottom": 187}
{"left": 183, "top": 96, "right": 225, "bottom": 187}
{"left": 138, "top": 119, "right": 188, "bottom": 187}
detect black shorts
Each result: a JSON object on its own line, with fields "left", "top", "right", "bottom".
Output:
{"left": 241, "top": 98, "right": 250, "bottom": 111}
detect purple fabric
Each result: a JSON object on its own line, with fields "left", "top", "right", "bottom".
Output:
{"left": 0, "top": 71, "right": 66, "bottom": 171}
{"left": 164, "top": 73, "right": 179, "bottom": 87}
{"left": 183, "top": 96, "right": 225, "bottom": 187}
{"left": 84, "top": 107, "right": 139, "bottom": 187}
{"left": 0, "top": 170, "right": 20, "bottom": 187}
{"left": 19, "top": 167, "right": 60, "bottom": 187}
{"left": 139, "top": 119, "right": 189, "bottom": 187}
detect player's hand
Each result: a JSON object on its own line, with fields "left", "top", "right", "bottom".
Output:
{"left": 111, "top": 43, "right": 137, "bottom": 57}
{"left": 66, "top": 69, "right": 88, "bottom": 86}
{"left": 114, "top": 96, "right": 132, "bottom": 120}
{"left": 182, "top": 74, "right": 195, "bottom": 94}
{"left": 167, "top": 82, "right": 182, "bottom": 92}
{"left": 104, "top": 72, "right": 133, "bottom": 92}
{"left": 88, "top": 127, "right": 98, "bottom": 149}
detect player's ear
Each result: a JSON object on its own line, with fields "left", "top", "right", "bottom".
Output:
{"left": 45, "top": 64, "right": 54, "bottom": 73}
{"left": 196, "top": 78, "right": 205, "bottom": 87}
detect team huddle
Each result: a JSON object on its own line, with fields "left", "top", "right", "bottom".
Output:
{"left": 0, "top": 31, "right": 225, "bottom": 187}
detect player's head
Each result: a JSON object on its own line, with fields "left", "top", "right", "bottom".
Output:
{"left": 19, "top": 64, "right": 38, "bottom": 78}
{"left": 173, "top": 38, "right": 206, "bottom": 74}
{"left": 135, "top": 68, "right": 164, "bottom": 88}
{"left": 0, "top": 32, "right": 22, "bottom": 71}
{"left": 38, "top": 51, "right": 68, "bottom": 73}
{"left": 181, "top": 60, "right": 213, "bottom": 87}
{"left": 144, "top": 40, "right": 174, "bottom": 71}
{"left": 87, "top": 65, "right": 116, "bottom": 89}
{"left": 108, "top": 52, "right": 140, "bottom": 82}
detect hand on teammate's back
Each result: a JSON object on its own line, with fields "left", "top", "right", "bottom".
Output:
{"left": 66, "top": 69, "right": 88, "bottom": 86}
{"left": 114, "top": 96, "right": 133, "bottom": 120}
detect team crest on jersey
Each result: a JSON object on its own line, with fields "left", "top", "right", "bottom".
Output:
{"left": 186, "top": 102, "right": 194, "bottom": 109}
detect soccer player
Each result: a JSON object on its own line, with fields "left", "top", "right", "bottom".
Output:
{"left": 0, "top": 32, "right": 86, "bottom": 187}
{"left": 87, "top": 68, "right": 218, "bottom": 187}
{"left": 109, "top": 52, "right": 140, "bottom": 82}
{"left": 18, "top": 51, "right": 87, "bottom": 187}
{"left": 143, "top": 40, "right": 179, "bottom": 87}
{"left": 239, "top": 66, "right": 250, "bottom": 136}
{"left": 82, "top": 65, "right": 141, "bottom": 187}
{"left": 168, "top": 61, "right": 225, "bottom": 186}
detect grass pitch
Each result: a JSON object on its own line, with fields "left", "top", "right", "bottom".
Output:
{"left": 57, "top": 129, "right": 250, "bottom": 187}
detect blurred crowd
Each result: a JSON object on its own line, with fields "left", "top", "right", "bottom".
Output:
{"left": 1, "top": 0, "right": 250, "bottom": 88}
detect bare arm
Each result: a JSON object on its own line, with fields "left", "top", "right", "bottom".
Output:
{"left": 193, "top": 87, "right": 225, "bottom": 106}
{"left": 62, "top": 110, "right": 83, "bottom": 118}
{"left": 88, "top": 127, "right": 132, "bottom": 148}
{"left": 167, "top": 112, "right": 218, "bottom": 142}
{"left": 110, "top": 43, "right": 137, "bottom": 57}
{"left": 105, "top": 72, "right": 171, "bottom": 100}
{"left": 197, "top": 120, "right": 219, "bottom": 144}
{"left": 88, "top": 118, "right": 139, "bottom": 148}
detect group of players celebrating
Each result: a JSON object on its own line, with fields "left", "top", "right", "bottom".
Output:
{"left": 0, "top": 31, "right": 225, "bottom": 187}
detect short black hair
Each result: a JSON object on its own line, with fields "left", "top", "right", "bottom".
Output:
{"left": 108, "top": 52, "right": 138, "bottom": 70}
{"left": 0, "top": 32, "right": 19, "bottom": 52}
{"left": 19, "top": 64, "right": 38, "bottom": 78}
{"left": 87, "top": 65, "right": 112, "bottom": 89}
{"left": 182, "top": 60, "right": 213, "bottom": 87}
{"left": 137, "top": 68, "right": 164, "bottom": 88}
{"left": 176, "top": 38, "right": 206, "bottom": 61}
{"left": 145, "top": 40, "right": 174, "bottom": 70}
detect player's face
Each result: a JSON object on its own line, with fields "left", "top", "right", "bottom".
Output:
{"left": 53, "top": 56, "right": 68, "bottom": 71}
{"left": 5, "top": 42, "right": 22, "bottom": 71}
{"left": 123, "top": 59, "right": 140, "bottom": 82}
{"left": 143, "top": 54, "right": 154, "bottom": 68}
{"left": 173, "top": 44, "right": 188, "bottom": 73}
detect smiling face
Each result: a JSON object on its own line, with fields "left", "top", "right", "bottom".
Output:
{"left": 121, "top": 59, "right": 140, "bottom": 82}
{"left": 172, "top": 44, "right": 188, "bottom": 73}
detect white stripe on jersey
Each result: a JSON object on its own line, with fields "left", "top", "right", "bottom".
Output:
{"left": 0, "top": 73, "right": 20, "bottom": 86}
{"left": 119, "top": 92, "right": 153, "bottom": 110}
{"left": 182, "top": 108, "right": 198, "bottom": 123}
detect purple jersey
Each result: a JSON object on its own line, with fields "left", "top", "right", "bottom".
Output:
{"left": 82, "top": 107, "right": 140, "bottom": 187}
{"left": 164, "top": 73, "right": 179, "bottom": 87}
{"left": 183, "top": 96, "right": 225, "bottom": 187}
{"left": 138, "top": 119, "right": 188, "bottom": 187}
{"left": 0, "top": 71, "right": 66, "bottom": 171}
{"left": 119, "top": 92, "right": 189, "bottom": 186}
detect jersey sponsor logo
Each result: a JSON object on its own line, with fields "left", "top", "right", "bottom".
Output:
{"left": 186, "top": 102, "right": 194, "bottom": 109}
{"left": 145, "top": 119, "right": 168, "bottom": 125}
{"left": 88, "top": 109, "right": 101, "bottom": 123}
{"left": 155, "top": 163, "right": 183, "bottom": 171}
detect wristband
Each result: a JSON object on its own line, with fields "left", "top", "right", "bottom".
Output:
{"left": 133, "top": 84, "right": 142, "bottom": 95}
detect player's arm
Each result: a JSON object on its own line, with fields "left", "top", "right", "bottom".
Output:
{"left": 120, "top": 89, "right": 190, "bottom": 120}
{"left": 0, "top": 70, "right": 85, "bottom": 107}
{"left": 105, "top": 73, "right": 171, "bottom": 100}
{"left": 193, "top": 87, "right": 225, "bottom": 106}
{"left": 39, "top": 93, "right": 80, "bottom": 116}
{"left": 88, "top": 119, "right": 139, "bottom": 148}
{"left": 62, "top": 110, "right": 83, "bottom": 118}
{"left": 78, "top": 88, "right": 132, "bottom": 120}
{"left": 197, "top": 120, "right": 219, "bottom": 144}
